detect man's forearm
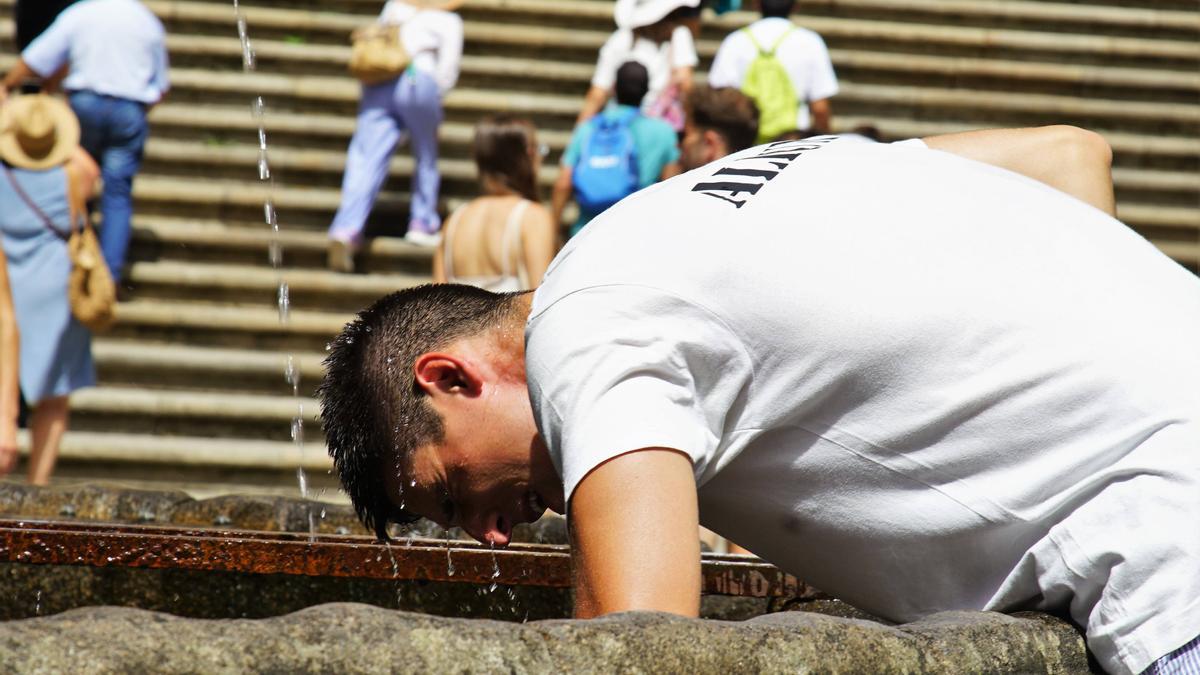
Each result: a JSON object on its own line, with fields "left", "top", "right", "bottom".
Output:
{"left": 809, "top": 99, "right": 832, "bottom": 134}
{"left": 569, "top": 448, "right": 702, "bottom": 619}
{"left": 551, "top": 169, "right": 573, "bottom": 228}
{"left": 923, "top": 126, "right": 1116, "bottom": 217}
{"left": 2, "top": 60, "right": 37, "bottom": 93}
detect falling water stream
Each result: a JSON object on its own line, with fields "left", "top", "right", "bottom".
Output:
{"left": 231, "top": 1, "right": 311, "bottom": 537}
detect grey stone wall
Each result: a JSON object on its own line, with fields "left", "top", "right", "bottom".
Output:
{"left": 0, "top": 603, "right": 1094, "bottom": 674}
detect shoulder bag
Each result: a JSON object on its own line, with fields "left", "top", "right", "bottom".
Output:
{"left": 349, "top": 23, "right": 410, "bottom": 84}
{"left": 2, "top": 163, "right": 117, "bottom": 332}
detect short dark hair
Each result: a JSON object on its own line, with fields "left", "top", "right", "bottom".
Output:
{"left": 687, "top": 86, "right": 759, "bottom": 152}
{"left": 761, "top": 0, "right": 795, "bottom": 18}
{"left": 318, "top": 284, "right": 520, "bottom": 540}
{"left": 473, "top": 115, "right": 541, "bottom": 202}
{"left": 615, "top": 61, "right": 650, "bottom": 108}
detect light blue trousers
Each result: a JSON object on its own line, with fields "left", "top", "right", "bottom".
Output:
{"left": 328, "top": 70, "right": 443, "bottom": 243}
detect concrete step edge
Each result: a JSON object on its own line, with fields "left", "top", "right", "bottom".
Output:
{"left": 15, "top": 430, "right": 330, "bottom": 471}
{"left": 130, "top": 217, "right": 436, "bottom": 264}
{"left": 141, "top": 136, "right": 1200, "bottom": 195}
{"left": 126, "top": 259, "right": 427, "bottom": 295}
{"left": 156, "top": 31, "right": 1200, "bottom": 93}
{"left": 94, "top": 340, "right": 326, "bottom": 380}
{"left": 114, "top": 299, "right": 350, "bottom": 335}
{"left": 71, "top": 386, "right": 319, "bottom": 422}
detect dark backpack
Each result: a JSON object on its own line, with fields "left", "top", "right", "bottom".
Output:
{"left": 572, "top": 107, "right": 640, "bottom": 214}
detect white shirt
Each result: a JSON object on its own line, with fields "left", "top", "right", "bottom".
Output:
{"left": 379, "top": 1, "right": 464, "bottom": 94}
{"left": 22, "top": 0, "right": 169, "bottom": 104}
{"left": 591, "top": 26, "right": 699, "bottom": 113}
{"left": 526, "top": 137, "right": 1200, "bottom": 675}
{"left": 708, "top": 18, "right": 838, "bottom": 130}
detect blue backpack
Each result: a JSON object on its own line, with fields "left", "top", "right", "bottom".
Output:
{"left": 572, "top": 107, "right": 640, "bottom": 214}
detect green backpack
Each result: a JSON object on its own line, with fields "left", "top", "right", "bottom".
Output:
{"left": 740, "top": 26, "right": 798, "bottom": 144}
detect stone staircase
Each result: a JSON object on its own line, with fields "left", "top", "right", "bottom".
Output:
{"left": 1, "top": 0, "right": 1197, "bottom": 498}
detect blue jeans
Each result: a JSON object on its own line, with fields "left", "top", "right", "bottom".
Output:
{"left": 69, "top": 90, "right": 149, "bottom": 282}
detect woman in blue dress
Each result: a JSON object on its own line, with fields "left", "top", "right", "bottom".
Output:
{"left": 0, "top": 94, "right": 99, "bottom": 485}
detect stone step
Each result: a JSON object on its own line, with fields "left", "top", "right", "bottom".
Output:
{"left": 128, "top": 215, "right": 434, "bottom": 273}
{"left": 128, "top": 0, "right": 1200, "bottom": 65}
{"left": 14, "top": 428, "right": 332, "bottom": 475}
{"left": 125, "top": 259, "right": 423, "bottom": 313}
{"left": 135, "top": 30, "right": 1200, "bottom": 104}
{"left": 109, "top": 299, "right": 346, "bottom": 352}
{"left": 94, "top": 340, "right": 325, "bottom": 398}
{"left": 140, "top": 134, "right": 1200, "bottom": 209}
{"left": 66, "top": 386, "right": 322, "bottom": 444}
{"left": 144, "top": 101, "right": 1200, "bottom": 175}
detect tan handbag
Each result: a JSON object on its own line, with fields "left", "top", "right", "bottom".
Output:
{"left": 349, "top": 24, "right": 410, "bottom": 84}
{"left": 3, "top": 163, "right": 117, "bottom": 332}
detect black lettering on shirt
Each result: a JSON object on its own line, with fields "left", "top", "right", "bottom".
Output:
{"left": 690, "top": 180, "right": 764, "bottom": 208}
{"left": 689, "top": 136, "right": 838, "bottom": 209}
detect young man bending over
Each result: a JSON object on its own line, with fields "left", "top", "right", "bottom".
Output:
{"left": 320, "top": 126, "right": 1198, "bottom": 675}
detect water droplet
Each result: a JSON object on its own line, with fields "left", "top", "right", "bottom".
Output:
{"left": 34, "top": 589, "right": 41, "bottom": 616}
{"left": 257, "top": 150, "right": 270, "bottom": 180}
{"left": 335, "top": 526, "right": 350, "bottom": 535}
{"left": 264, "top": 201, "right": 276, "bottom": 227}
{"left": 277, "top": 282, "right": 290, "bottom": 322}
{"left": 268, "top": 241, "right": 282, "bottom": 266}
{"left": 296, "top": 467, "right": 308, "bottom": 499}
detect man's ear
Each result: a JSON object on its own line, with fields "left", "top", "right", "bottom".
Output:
{"left": 413, "top": 353, "right": 483, "bottom": 399}
{"left": 702, "top": 129, "right": 727, "bottom": 164}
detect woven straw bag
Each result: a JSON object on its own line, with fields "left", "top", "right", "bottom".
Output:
{"left": 3, "top": 163, "right": 116, "bottom": 332}
{"left": 349, "top": 24, "right": 410, "bottom": 84}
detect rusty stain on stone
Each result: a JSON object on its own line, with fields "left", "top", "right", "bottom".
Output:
{"left": 0, "top": 519, "right": 815, "bottom": 598}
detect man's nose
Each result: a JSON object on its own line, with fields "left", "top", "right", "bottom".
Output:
{"left": 468, "top": 512, "right": 511, "bottom": 547}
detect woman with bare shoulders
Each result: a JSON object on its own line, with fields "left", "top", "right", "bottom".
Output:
{"left": 433, "top": 116, "right": 558, "bottom": 290}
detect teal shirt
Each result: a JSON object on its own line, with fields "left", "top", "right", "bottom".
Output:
{"left": 562, "top": 104, "right": 680, "bottom": 236}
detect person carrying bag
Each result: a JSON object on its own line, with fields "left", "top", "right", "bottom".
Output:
{"left": 0, "top": 97, "right": 114, "bottom": 332}
{"left": 0, "top": 93, "right": 102, "bottom": 485}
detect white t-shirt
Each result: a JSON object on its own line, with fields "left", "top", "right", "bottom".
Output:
{"left": 526, "top": 137, "right": 1200, "bottom": 675}
{"left": 23, "top": 0, "right": 169, "bottom": 104}
{"left": 379, "top": 1, "right": 464, "bottom": 94}
{"left": 708, "top": 18, "right": 839, "bottom": 130}
{"left": 591, "top": 26, "right": 699, "bottom": 114}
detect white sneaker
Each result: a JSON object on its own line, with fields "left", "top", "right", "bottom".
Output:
{"left": 404, "top": 229, "right": 441, "bottom": 248}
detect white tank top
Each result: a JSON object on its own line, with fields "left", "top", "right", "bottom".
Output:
{"left": 442, "top": 199, "right": 531, "bottom": 292}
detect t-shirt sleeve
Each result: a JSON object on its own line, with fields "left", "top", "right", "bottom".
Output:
{"left": 21, "top": 11, "right": 74, "bottom": 77}
{"left": 153, "top": 35, "right": 171, "bottom": 96}
{"left": 526, "top": 286, "right": 751, "bottom": 509}
{"left": 707, "top": 33, "right": 741, "bottom": 88}
{"left": 805, "top": 34, "right": 839, "bottom": 101}
{"left": 670, "top": 26, "right": 698, "bottom": 69}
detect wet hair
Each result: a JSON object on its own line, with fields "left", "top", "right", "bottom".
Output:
{"left": 687, "top": 86, "right": 760, "bottom": 152}
{"left": 761, "top": 0, "right": 795, "bottom": 18}
{"left": 615, "top": 61, "right": 650, "bottom": 108}
{"left": 318, "top": 284, "right": 522, "bottom": 540}
{"left": 472, "top": 115, "right": 541, "bottom": 202}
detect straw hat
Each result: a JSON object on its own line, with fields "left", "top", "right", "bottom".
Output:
{"left": 614, "top": 0, "right": 700, "bottom": 29}
{"left": 0, "top": 94, "right": 80, "bottom": 170}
